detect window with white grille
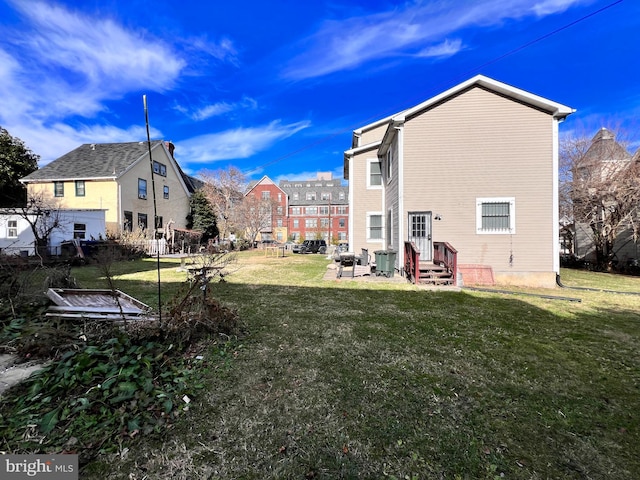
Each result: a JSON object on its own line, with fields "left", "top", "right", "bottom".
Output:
{"left": 476, "top": 198, "right": 515, "bottom": 234}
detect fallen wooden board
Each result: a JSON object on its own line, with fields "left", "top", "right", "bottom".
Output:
{"left": 46, "top": 288, "right": 151, "bottom": 319}
{"left": 45, "top": 310, "right": 153, "bottom": 321}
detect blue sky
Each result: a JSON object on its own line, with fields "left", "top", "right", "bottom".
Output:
{"left": 0, "top": 0, "right": 637, "bottom": 183}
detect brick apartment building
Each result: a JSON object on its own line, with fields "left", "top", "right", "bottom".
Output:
{"left": 280, "top": 173, "right": 349, "bottom": 243}
{"left": 244, "top": 176, "right": 288, "bottom": 243}
{"left": 246, "top": 173, "right": 349, "bottom": 244}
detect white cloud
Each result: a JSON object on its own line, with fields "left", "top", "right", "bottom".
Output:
{"left": 532, "top": 0, "right": 587, "bottom": 16}
{"left": 0, "top": 48, "right": 19, "bottom": 79}
{"left": 271, "top": 167, "right": 345, "bottom": 185}
{"left": 416, "top": 39, "right": 464, "bottom": 58}
{"left": 282, "top": 0, "right": 591, "bottom": 80}
{"left": 177, "top": 120, "right": 311, "bottom": 163}
{"left": 0, "top": 1, "right": 183, "bottom": 158}
{"left": 182, "top": 96, "right": 259, "bottom": 121}
{"left": 192, "top": 102, "right": 235, "bottom": 120}
{"left": 0, "top": 1, "right": 239, "bottom": 163}
{"left": 185, "top": 36, "right": 239, "bottom": 66}
{"left": 10, "top": 1, "right": 185, "bottom": 96}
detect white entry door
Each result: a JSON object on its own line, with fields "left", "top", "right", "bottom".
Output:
{"left": 408, "top": 212, "right": 432, "bottom": 261}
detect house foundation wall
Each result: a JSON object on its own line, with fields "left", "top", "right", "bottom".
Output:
{"left": 493, "top": 271, "right": 557, "bottom": 289}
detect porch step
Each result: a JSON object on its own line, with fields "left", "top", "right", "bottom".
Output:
{"left": 417, "top": 262, "right": 454, "bottom": 285}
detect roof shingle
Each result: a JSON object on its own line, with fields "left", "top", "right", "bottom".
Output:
{"left": 21, "top": 141, "right": 163, "bottom": 181}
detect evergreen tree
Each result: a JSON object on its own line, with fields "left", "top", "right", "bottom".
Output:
{"left": 0, "top": 127, "right": 39, "bottom": 207}
{"left": 187, "top": 189, "right": 219, "bottom": 243}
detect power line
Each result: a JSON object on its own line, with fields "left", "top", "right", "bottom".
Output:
{"left": 243, "top": 0, "right": 624, "bottom": 177}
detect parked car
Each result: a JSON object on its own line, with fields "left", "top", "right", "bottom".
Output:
{"left": 292, "top": 239, "right": 327, "bottom": 254}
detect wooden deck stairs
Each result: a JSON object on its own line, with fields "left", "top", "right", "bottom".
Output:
{"left": 417, "top": 262, "right": 455, "bottom": 285}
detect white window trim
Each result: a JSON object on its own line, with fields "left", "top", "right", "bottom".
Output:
{"left": 366, "top": 211, "right": 384, "bottom": 242}
{"left": 73, "top": 223, "right": 87, "bottom": 240}
{"left": 386, "top": 208, "right": 393, "bottom": 249}
{"left": 7, "top": 220, "right": 18, "bottom": 238}
{"left": 367, "top": 159, "right": 382, "bottom": 189}
{"left": 476, "top": 197, "right": 516, "bottom": 234}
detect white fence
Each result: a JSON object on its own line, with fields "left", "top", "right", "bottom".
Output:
{"left": 147, "top": 239, "right": 168, "bottom": 255}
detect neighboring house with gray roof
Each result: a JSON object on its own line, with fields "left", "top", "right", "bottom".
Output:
{"left": 571, "top": 128, "right": 640, "bottom": 265}
{"left": 20, "top": 141, "right": 196, "bottom": 236}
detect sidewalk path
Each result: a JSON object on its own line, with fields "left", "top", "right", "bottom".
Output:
{"left": 0, "top": 354, "right": 47, "bottom": 396}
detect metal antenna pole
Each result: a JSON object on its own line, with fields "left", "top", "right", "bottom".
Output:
{"left": 143, "top": 95, "right": 162, "bottom": 326}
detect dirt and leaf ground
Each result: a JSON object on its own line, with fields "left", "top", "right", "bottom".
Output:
{"left": 2, "top": 252, "right": 640, "bottom": 479}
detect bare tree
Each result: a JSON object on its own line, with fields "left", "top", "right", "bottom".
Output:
{"left": 5, "top": 192, "right": 66, "bottom": 261}
{"left": 199, "top": 167, "right": 246, "bottom": 242}
{"left": 561, "top": 128, "right": 640, "bottom": 269}
{"left": 234, "top": 194, "right": 278, "bottom": 245}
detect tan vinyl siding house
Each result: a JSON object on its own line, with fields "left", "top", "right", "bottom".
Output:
{"left": 346, "top": 142, "right": 384, "bottom": 254}
{"left": 345, "top": 75, "right": 574, "bottom": 287}
{"left": 353, "top": 119, "right": 392, "bottom": 148}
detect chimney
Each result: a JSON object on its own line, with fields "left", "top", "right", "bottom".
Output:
{"left": 165, "top": 141, "right": 175, "bottom": 158}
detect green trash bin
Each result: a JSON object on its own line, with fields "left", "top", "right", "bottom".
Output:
{"left": 374, "top": 250, "right": 385, "bottom": 276}
{"left": 374, "top": 250, "right": 396, "bottom": 277}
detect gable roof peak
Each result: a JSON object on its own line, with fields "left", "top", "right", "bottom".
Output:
{"left": 591, "top": 127, "right": 615, "bottom": 142}
{"left": 393, "top": 75, "right": 574, "bottom": 124}
{"left": 585, "top": 128, "right": 631, "bottom": 163}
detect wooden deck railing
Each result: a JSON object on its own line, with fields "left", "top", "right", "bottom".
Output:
{"left": 433, "top": 242, "right": 458, "bottom": 286}
{"left": 404, "top": 241, "right": 420, "bottom": 284}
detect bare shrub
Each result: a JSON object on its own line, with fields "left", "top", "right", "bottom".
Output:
{"left": 107, "top": 229, "right": 149, "bottom": 259}
{"left": 124, "top": 251, "right": 241, "bottom": 344}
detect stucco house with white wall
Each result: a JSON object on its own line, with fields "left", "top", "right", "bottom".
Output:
{"left": 344, "top": 75, "right": 574, "bottom": 288}
{"left": 0, "top": 209, "right": 106, "bottom": 256}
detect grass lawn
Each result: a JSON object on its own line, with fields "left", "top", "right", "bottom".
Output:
{"left": 74, "top": 252, "right": 640, "bottom": 479}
